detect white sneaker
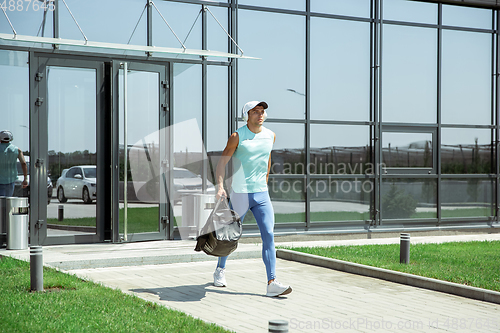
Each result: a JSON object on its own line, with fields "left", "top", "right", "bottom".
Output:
{"left": 266, "top": 280, "right": 292, "bottom": 297}
{"left": 213, "top": 267, "right": 227, "bottom": 287}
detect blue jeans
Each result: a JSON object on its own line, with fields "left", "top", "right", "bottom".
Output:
{"left": 217, "top": 191, "right": 276, "bottom": 282}
{"left": 0, "top": 183, "right": 15, "bottom": 197}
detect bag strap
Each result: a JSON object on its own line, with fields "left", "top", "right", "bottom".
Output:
{"left": 213, "top": 196, "right": 223, "bottom": 212}
{"left": 215, "top": 196, "right": 240, "bottom": 221}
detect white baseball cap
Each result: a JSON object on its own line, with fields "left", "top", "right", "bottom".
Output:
{"left": 0, "top": 130, "right": 13, "bottom": 142}
{"left": 241, "top": 101, "right": 268, "bottom": 121}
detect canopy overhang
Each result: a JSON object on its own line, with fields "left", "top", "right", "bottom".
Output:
{"left": 0, "top": 33, "right": 259, "bottom": 60}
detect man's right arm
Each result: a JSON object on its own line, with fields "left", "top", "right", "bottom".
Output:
{"left": 215, "top": 132, "right": 239, "bottom": 199}
{"left": 18, "top": 149, "right": 28, "bottom": 188}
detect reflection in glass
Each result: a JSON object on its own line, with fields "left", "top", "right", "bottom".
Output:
{"left": 442, "top": 30, "right": 491, "bottom": 125}
{"left": 47, "top": 67, "right": 96, "bottom": 236}
{"left": 382, "top": 179, "right": 436, "bottom": 219}
{"left": 238, "top": 0, "right": 305, "bottom": 11}
{"left": 310, "top": 125, "right": 371, "bottom": 175}
{"left": 383, "top": 0, "right": 437, "bottom": 24}
{"left": 382, "top": 25, "right": 437, "bottom": 123}
{"left": 238, "top": 10, "right": 305, "bottom": 119}
{"left": 260, "top": 123, "right": 305, "bottom": 175}
{"left": 0, "top": 51, "right": 29, "bottom": 152}
{"left": 60, "top": 0, "right": 145, "bottom": 45}
{"left": 442, "top": 5, "right": 492, "bottom": 30}
{"left": 172, "top": 64, "right": 205, "bottom": 228}
{"left": 311, "top": 0, "right": 370, "bottom": 18}
{"left": 441, "top": 179, "right": 493, "bottom": 218}
{"left": 309, "top": 178, "right": 371, "bottom": 222}
{"left": 382, "top": 132, "right": 432, "bottom": 168}
{"left": 173, "top": 64, "right": 202, "bottom": 171}
{"left": 441, "top": 128, "right": 493, "bottom": 174}
{"left": 119, "top": 69, "right": 160, "bottom": 234}
{"left": 269, "top": 178, "right": 305, "bottom": 224}
{"left": 311, "top": 18, "right": 370, "bottom": 121}
{"left": 0, "top": 51, "right": 30, "bottom": 203}
{"left": 207, "top": 66, "right": 229, "bottom": 185}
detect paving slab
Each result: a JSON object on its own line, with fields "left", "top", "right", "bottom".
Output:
{"left": 66, "top": 258, "right": 500, "bottom": 333}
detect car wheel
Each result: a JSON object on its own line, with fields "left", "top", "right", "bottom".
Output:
{"left": 83, "top": 187, "right": 92, "bottom": 204}
{"left": 57, "top": 187, "right": 67, "bottom": 203}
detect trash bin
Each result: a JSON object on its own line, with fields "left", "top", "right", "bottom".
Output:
{"left": 6, "top": 197, "right": 29, "bottom": 250}
{"left": 0, "top": 197, "right": 6, "bottom": 246}
{"left": 180, "top": 193, "right": 215, "bottom": 239}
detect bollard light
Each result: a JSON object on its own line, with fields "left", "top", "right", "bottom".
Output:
{"left": 400, "top": 233, "right": 410, "bottom": 264}
{"left": 30, "top": 246, "right": 44, "bottom": 292}
{"left": 269, "top": 320, "right": 288, "bottom": 333}
{"left": 58, "top": 205, "right": 64, "bottom": 221}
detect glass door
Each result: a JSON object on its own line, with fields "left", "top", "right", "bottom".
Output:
{"left": 30, "top": 56, "right": 105, "bottom": 245}
{"left": 113, "top": 61, "right": 170, "bottom": 242}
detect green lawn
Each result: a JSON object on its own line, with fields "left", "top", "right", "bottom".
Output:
{"left": 0, "top": 256, "right": 231, "bottom": 333}
{"left": 285, "top": 240, "right": 500, "bottom": 292}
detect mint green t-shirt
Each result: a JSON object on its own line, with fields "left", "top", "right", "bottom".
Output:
{"left": 231, "top": 125, "right": 274, "bottom": 193}
{"left": 0, "top": 142, "right": 19, "bottom": 185}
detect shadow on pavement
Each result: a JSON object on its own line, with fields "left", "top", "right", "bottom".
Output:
{"left": 131, "top": 283, "right": 268, "bottom": 302}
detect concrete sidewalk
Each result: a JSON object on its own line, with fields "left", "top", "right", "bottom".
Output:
{"left": 1, "top": 232, "right": 500, "bottom": 332}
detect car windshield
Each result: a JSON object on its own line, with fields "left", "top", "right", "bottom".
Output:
{"left": 173, "top": 169, "right": 198, "bottom": 178}
{"left": 83, "top": 167, "right": 97, "bottom": 178}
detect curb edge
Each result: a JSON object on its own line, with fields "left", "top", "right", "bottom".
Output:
{"left": 276, "top": 248, "right": 500, "bottom": 305}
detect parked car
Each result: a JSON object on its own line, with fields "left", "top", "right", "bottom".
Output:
{"left": 14, "top": 156, "right": 53, "bottom": 204}
{"left": 56, "top": 165, "right": 97, "bottom": 204}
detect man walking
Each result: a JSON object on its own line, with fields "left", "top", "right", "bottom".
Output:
{"left": 0, "top": 130, "right": 28, "bottom": 197}
{"left": 213, "top": 101, "right": 292, "bottom": 297}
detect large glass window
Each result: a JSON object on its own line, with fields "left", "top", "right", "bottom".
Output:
{"left": 269, "top": 178, "right": 306, "bottom": 224}
{"left": 309, "top": 178, "right": 372, "bottom": 222}
{"left": 0, "top": 5, "right": 53, "bottom": 37}
{"left": 311, "top": 0, "right": 370, "bottom": 18}
{"left": 381, "top": 179, "right": 437, "bottom": 220}
{"left": 206, "top": 6, "right": 229, "bottom": 58}
{"left": 173, "top": 64, "right": 202, "bottom": 146}
{"left": 0, "top": 51, "right": 30, "bottom": 203}
{"left": 60, "top": 0, "right": 146, "bottom": 45}
{"left": 441, "top": 128, "right": 493, "bottom": 174}
{"left": 442, "top": 5, "right": 492, "bottom": 30}
{"left": 382, "top": 25, "right": 437, "bottom": 124}
{"left": 382, "top": 132, "right": 433, "bottom": 169}
{"left": 441, "top": 30, "right": 491, "bottom": 125}
{"left": 207, "top": 66, "right": 229, "bottom": 185}
{"left": 172, "top": 63, "right": 203, "bottom": 227}
{"left": 383, "top": 0, "right": 437, "bottom": 24}
{"left": 48, "top": 66, "right": 97, "bottom": 236}
{"left": 153, "top": 1, "right": 201, "bottom": 50}
{"left": 119, "top": 69, "right": 160, "bottom": 234}
{"left": 261, "top": 123, "right": 305, "bottom": 175}
{"left": 238, "top": 10, "right": 305, "bottom": 119}
{"left": 310, "top": 125, "right": 371, "bottom": 175}
{"left": 0, "top": 51, "right": 29, "bottom": 152}
{"left": 311, "top": 18, "right": 370, "bottom": 121}
{"left": 238, "top": 0, "right": 305, "bottom": 11}
{"left": 441, "top": 179, "right": 494, "bottom": 218}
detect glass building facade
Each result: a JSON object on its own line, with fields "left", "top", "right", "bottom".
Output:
{"left": 0, "top": 0, "right": 498, "bottom": 245}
